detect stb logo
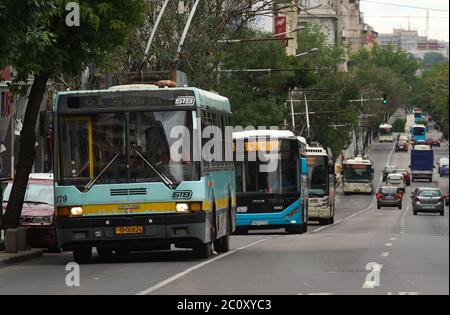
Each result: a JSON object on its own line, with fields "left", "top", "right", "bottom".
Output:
{"left": 173, "top": 191, "right": 193, "bottom": 200}
{"left": 175, "top": 97, "right": 196, "bottom": 106}
{"left": 66, "top": 2, "right": 80, "bottom": 27}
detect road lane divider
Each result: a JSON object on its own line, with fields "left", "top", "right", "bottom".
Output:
{"left": 136, "top": 239, "right": 269, "bottom": 295}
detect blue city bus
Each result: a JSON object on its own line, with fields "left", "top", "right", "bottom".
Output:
{"left": 411, "top": 124, "right": 428, "bottom": 145}
{"left": 414, "top": 110, "right": 424, "bottom": 124}
{"left": 233, "top": 131, "right": 309, "bottom": 234}
{"left": 53, "top": 84, "right": 236, "bottom": 264}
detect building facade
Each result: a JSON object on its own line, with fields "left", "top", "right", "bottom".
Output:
{"left": 379, "top": 29, "right": 449, "bottom": 60}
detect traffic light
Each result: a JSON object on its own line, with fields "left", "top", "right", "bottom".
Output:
{"left": 383, "top": 94, "right": 389, "bottom": 105}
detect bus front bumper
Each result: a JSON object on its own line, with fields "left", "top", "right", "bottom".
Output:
{"left": 343, "top": 183, "right": 373, "bottom": 194}
{"left": 55, "top": 212, "right": 210, "bottom": 250}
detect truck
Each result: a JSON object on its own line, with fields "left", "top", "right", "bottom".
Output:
{"left": 410, "top": 146, "right": 435, "bottom": 182}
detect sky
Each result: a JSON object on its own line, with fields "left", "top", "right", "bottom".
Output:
{"left": 360, "top": 0, "right": 449, "bottom": 41}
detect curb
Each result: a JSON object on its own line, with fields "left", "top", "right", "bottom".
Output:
{"left": 0, "top": 250, "right": 43, "bottom": 269}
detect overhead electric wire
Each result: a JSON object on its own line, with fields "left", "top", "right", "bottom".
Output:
{"left": 360, "top": 0, "right": 449, "bottom": 13}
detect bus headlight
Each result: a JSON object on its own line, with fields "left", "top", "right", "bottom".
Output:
{"left": 70, "top": 207, "right": 84, "bottom": 217}
{"left": 176, "top": 203, "right": 190, "bottom": 213}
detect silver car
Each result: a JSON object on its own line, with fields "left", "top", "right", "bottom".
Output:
{"left": 412, "top": 188, "right": 445, "bottom": 216}
{"left": 386, "top": 173, "right": 406, "bottom": 193}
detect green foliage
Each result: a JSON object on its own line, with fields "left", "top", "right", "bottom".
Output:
{"left": 422, "top": 52, "right": 446, "bottom": 70}
{"left": 393, "top": 119, "right": 406, "bottom": 133}
{"left": 413, "top": 61, "right": 449, "bottom": 138}
{"left": 0, "top": 0, "right": 146, "bottom": 80}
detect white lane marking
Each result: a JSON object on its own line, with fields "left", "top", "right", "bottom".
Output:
{"left": 385, "top": 243, "right": 393, "bottom": 247}
{"left": 390, "top": 238, "right": 397, "bottom": 241}
{"left": 136, "top": 239, "right": 269, "bottom": 295}
{"left": 399, "top": 292, "right": 420, "bottom": 295}
{"left": 298, "top": 293, "right": 334, "bottom": 295}
{"left": 381, "top": 252, "right": 390, "bottom": 257}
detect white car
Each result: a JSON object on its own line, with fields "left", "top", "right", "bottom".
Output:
{"left": 386, "top": 173, "right": 406, "bottom": 193}
{"left": 438, "top": 158, "right": 449, "bottom": 172}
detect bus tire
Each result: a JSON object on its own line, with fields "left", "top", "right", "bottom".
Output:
{"left": 214, "top": 235, "right": 230, "bottom": 253}
{"left": 97, "top": 247, "right": 113, "bottom": 258}
{"left": 234, "top": 229, "right": 248, "bottom": 235}
{"left": 302, "top": 222, "right": 308, "bottom": 233}
{"left": 329, "top": 217, "right": 335, "bottom": 225}
{"left": 193, "top": 242, "right": 212, "bottom": 259}
{"left": 73, "top": 247, "right": 92, "bottom": 265}
{"left": 286, "top": 225, "right": 303, "bottom": 235}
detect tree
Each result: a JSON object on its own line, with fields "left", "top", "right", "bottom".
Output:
{"left": 423, "top": 52, "right": 446, "bottom": 70}
{"left": 0, "top": 0, "right": 145, "bottom": 230}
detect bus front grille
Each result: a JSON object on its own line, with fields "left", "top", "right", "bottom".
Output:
{"left": 110, "top": 188, "right": 147, "bottom": 196}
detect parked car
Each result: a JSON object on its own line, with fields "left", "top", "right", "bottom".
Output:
{"left": 427, "top": 138, "right": 441, "bottom": 147}
{"left": 382, "top": 165, "right": 398, "bottom": 182}
{"left": 396, "top": 140, "right": 409, "bottom": 152}
{"left": 395, "top": 168, "right": 411, "bottom": 186}
{"left": 386, "top": 173, "right": 406, "bottom": 192}
{"left": 2, "top": 174, "right": 57, "bottom": 251}
{"left": 377, "top": 186, "right": 403, "bottom": 210}
{"left": 412, "top": 187, "right": 445, "bottom": 216}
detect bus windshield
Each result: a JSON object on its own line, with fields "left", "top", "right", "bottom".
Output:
{"left": 308, "top": 156, "right": 329, "bottom": 196}
{"left": 58, "top": 110, "right": 200, "bottom": 188}
{"left": 235, "top": 142, "right": 299, "bottom": 194}
{"left": 379, "top": 127, "right": 393, "bottom": 136}
{"left": 343, "top": 164, "right": 373, "bottom": 183}
{"left": 413, "top": 127, "right": 426, "bottom": 136}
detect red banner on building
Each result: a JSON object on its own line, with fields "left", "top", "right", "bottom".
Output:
{"left": 274, "top": 16, "right": 287, "bottom": 38}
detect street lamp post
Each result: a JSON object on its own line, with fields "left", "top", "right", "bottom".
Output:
{"left": 295, "top": 48, "right": 320, "bottom": 58}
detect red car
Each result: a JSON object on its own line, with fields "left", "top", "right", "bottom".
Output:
{"left": 428, "top": 138, "right": 441, "bottom": 147}
{"left": 2, "top": 174, "right": 58, "bottom": 251}
{"left": 395, "top": 168, "right": 411, "bottom": 186}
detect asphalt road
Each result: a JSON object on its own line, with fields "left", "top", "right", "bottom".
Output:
{"left": 0, "top": 114, "right": 448, "bottom": 295}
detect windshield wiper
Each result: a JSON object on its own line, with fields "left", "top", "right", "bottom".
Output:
{"left": 133, "top": 149, "right": 176, "bottom": 189}
{"left": 84, "top": 152, "right": 120, "bottom": 192}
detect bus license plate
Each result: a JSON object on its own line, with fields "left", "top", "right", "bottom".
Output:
{"left": 251, "top": 221, "right": 268, "bottom": 226}
{"left": 115, "top": 226, "right": 144, "bottom": 235}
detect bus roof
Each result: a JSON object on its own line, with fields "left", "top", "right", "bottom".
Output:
{"left": 306, "top": 146, "right": 328, "bottom": 157}
{"left": 56, "top": 85, "right": 231, "bottom": 113}
{"left": 412, "top": 124, "right": 427, "bottom": 129}
{"left": 233, "top": 130, "right": 296, "bottom": 140}
{"left": 343, "top": 156, "right": 373, "bottom": 165}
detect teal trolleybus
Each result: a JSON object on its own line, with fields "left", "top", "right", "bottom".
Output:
{"left": 54, "top": 84, "right": 236, "bottom": 263}
{"left": 233, "top": 130, "right": 309, "bottom": 234}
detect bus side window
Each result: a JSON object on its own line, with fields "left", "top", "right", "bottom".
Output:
{"left": 201, "top": 110, "right": 210, "bottom": 169}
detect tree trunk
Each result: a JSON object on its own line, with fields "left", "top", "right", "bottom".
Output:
{"left": 2, "top": 74, "right": 50, "bottom": 230}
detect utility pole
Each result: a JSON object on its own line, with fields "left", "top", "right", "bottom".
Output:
{"left": 305, "top": 94, "right": 311, "bottom": 139}
{"left": 290, "top": 90, "right": 296, "bottom": 132}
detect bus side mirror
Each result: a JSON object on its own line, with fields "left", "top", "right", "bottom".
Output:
{"left": 300, "top": 158, "right": 308, "bottom": 175}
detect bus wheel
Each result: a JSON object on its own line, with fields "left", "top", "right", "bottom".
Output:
{"left": 96, "top": 247, "right": 113, "bottom": 258}
{"left": 329, "top": 217, "right": 335, "bottom": 225}
{"left": 302, "top": 222, "right": 308, "bottom": 233}
{"left": 193, "top": 242, "right": 213, "bottom": 259}
{"left": 73, "top": 247, "right": 92, "bottom": 265}
{"left": 286, "top": 225, "right": 304, "bottom": 235}
{"left": 214, "top": 235, "right": 230, "bottom": 253}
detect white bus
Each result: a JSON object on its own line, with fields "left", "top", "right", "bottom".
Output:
{"left": 306, "top": 144, "right": 336, "bottom": 225}
{"left": 379, "top": 124, "right": 394, "bottom": 142}
{"left": 342, "top": 155, "right": 375, "bottom": 195}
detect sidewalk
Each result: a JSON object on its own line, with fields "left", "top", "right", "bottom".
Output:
{"left": 0, "top": 249, "right": 43, "bottom": 268}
